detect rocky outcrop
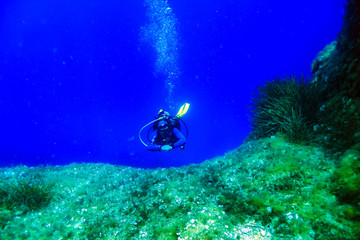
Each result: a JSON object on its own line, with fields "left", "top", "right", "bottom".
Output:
{"left": 311, "top": 0, "right": 360, "bottom": 152}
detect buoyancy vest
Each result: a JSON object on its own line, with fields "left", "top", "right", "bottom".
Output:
{"left": 155, "top": 127, "right": 178, "bottom": 145}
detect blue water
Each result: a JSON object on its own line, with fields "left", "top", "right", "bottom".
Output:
{"left": 0, "top": 0, "right": 345, "bottom": 168}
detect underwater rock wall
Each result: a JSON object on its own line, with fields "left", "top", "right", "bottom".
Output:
{"left": 248, "top": 0, "right": 360, "bottom": 151}
{"left": 311, "top": 0, "right": 360, "bottom": 151}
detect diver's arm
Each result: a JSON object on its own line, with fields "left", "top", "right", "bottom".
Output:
{"left": 148, "top": 144, "right": 162, "bottom": 151}
{"left": 147, "top": 130, "right": 162, "bottom": 151}
{"left": 172, "top": 128, "right": 186, "bottom": 148}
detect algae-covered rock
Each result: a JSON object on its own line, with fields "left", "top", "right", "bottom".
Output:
{"left": 332, "top": 144, "right": 360, "bottom": 205}
{"left": 1, "top": 135, "right": 359, "bottom": 239}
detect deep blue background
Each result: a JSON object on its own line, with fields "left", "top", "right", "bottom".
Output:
{"left": 0, "top": 0, "right": 345, "bottom": 168}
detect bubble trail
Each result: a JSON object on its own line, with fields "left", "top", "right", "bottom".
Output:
{"left": 141, "top": 0, "right": 180, "bottom": 110}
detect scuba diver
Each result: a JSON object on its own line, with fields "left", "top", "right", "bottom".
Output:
{"left": 148, "top": 119, "right": 186, "bottom": 151}
{"left": 139, "top": 103, "right": 189, "bottom": 152}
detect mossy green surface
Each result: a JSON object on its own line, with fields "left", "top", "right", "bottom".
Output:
{"left": 1, "top": 135, "right": 359, "bottom": 239}
{"left": 331, "top": 144, "right": 360, "bottom": 226}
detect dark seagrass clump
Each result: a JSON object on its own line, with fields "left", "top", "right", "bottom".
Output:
{"left": 0, "top": 176, "right": 54, "bottom": 212}
{"left": 249, "top": 75, "right": 320, "bottom": 143}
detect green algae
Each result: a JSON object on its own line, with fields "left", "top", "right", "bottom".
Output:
{"left": 0, "top": 135, "right": 359, "bottom": 239}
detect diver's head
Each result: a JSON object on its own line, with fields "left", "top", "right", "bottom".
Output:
{"left": 158, "top": 110, "right": 170, "bottom": 119}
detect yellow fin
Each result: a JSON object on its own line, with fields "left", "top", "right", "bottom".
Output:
{"left": 175, "top": 103, "right": 190, "bottom": 118}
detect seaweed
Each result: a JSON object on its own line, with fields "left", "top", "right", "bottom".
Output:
{"left": 0, "top": 176, "right": 54, "bottom": 212}
{"left": 249, "top": 75, "right": 320, "bottom": 144}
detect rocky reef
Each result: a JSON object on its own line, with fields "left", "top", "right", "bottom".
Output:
{"left": 0, "top": 135, "right": 359, "bottom": 239}
{"left": 311, "top": 0, "right": 360, "bottom": 152}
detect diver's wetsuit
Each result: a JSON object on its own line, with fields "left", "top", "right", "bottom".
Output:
{"left": 147, "top": 128, "right": 186, "bottom": 151}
